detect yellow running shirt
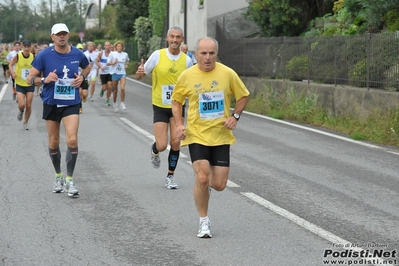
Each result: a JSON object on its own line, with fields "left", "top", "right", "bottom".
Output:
{"left": 151, "top": 49, "right": 187, "bottom": 108}
{"left": 15, "top": 52, "right": 34, "bottom": 87}
{"left": 172, "top": 62, "right": 250, "bottom": 146}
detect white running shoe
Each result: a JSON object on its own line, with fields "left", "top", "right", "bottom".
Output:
{"left": 23, "top": 122, "right": 29, "bottom": 130}
{"left": 65, "top": 180, "right": 79, "bottom": 197}
{"left": 52, "top": 176, "right": 64, "bottom": 193}
{"left": 120, "top": 102, "right": 126, "bottom": 110}
{"left": 165, "top": 175, "right": 178, "bottom": 189}
{"left": 113, "top": 103, "right": 118, "bottom": 112}
{"left": 197, "top": 220, "right": 212, "bottom": 238}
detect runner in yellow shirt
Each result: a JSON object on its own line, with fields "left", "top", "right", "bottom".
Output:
{"left": 135, "top": 27, "right": 193, "bottom": 189}
{"left": 9, "top": 40, "right": 35, "bottom": 130}
{"left": 172, "top": 37, "right": 250, "bottom": 238}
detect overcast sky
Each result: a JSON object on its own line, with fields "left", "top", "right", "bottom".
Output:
{"left": 31, "top": 0, "right": 41, "bottom": 5}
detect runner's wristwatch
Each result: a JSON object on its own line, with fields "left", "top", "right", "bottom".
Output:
{"left": 41, "top": 77, "right": 45, "bottom": 85}
{"left": 232, "top": 113, "right": 240, "bottom": 121}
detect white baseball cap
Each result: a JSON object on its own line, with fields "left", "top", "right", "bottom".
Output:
{"left": 51, "top": 23, "right": 69, "bottom": 35}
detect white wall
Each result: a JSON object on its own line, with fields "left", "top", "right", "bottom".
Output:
{"left": 169, "top": 0, "right": 185, "bottom": 36}
{"left": 169, "top": 0, "right": 248, "bottom": 50}
{"left": 168, "top": 0, "right": 207, "bottom": 50}
{"left": 186, "top": 3, "right": 207, "bottom": 49}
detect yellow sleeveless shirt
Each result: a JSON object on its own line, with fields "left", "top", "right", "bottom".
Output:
{"left": 15, "top": 52, "right": 34, "bottom": 87}
{"left": 151, "top": 49, "right": 187, "bottom": 108}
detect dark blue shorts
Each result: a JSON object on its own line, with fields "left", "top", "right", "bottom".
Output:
{"left": 16, "top": 85, "right": 35, "bottom": 94}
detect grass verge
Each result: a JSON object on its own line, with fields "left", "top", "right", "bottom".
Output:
{"left": 245, "top": 85, "right": 399, "bottom": 147}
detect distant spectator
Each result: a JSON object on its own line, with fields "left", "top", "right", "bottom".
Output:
{"left": 181, "top": 44, "right": 197, "bottom": 64}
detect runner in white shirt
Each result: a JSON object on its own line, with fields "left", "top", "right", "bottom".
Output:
{"left": 107, "top": 41, "right": 129, "bottom": 112}
{"left": 83, "top": 42, "right": 99, "bottom": 102}
{"left": 96, "top": 41, "right": 112, "bottom": 106}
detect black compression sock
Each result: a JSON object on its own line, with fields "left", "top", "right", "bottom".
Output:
{"left": 168, "top": 149, "right": 180, "bottom": 172}
{"left": 66, "top": 146, "right": 78, "bottom": 177}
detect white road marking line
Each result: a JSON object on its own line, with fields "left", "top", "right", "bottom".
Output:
{"left": 387, "top": 150, "right": 399, "bottom": 156}
{"left": 227, "top": 180, "right": 240, "bottom": 187}
{"left": 0, "top": 84, "right": 8, "bottom": 102}
{"left": 120, "top": 117, "right": 155, "bottom": 141}
{"left": 126, "top": 77, "right": 151, "bottom": 87}
{"left": 119, "top": 117, "right": 187, "bottom": 158}
{"left": 241, "top": 192, "right": 387, "bottom": 265}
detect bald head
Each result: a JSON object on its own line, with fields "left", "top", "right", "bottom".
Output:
{"left": 194, "top": 37, "right": 218, "bottom": 53}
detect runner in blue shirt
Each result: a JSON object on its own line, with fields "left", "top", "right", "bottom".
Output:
{"left": 27, "top": 23, "right": 91, "bottom": 197}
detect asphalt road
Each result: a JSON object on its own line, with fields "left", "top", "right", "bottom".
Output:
{"left": 0, "top": 76, "right": 398, "bottom": 266}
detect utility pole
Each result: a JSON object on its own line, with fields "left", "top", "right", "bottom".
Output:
{"left": 50, "top": 0, "right": 53, "bottom": 26}
{"left": 184, "top": 0, "right": 187, "bottom": 46}
{"left": 13, "top": 0, "right": 17, "bottom": 41}
{"left": 79, "top": 0, "right": 82, "bottom": 31}
{"left": 34, "top": 6, "right": 37, "bottom": 31}
{"left": 99, "top": 0, "right": 102, "bottom": 28}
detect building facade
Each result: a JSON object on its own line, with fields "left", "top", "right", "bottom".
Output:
{"left": 85, "top": 0, "right": 108, "bottom": 29}
{"left": 168, "top": 0, "right": 250, "bottom": 50}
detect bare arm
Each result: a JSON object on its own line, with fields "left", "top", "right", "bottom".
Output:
{"left": 69, "top": 64, "right": 92, "bottom": 88}
{"left": 106, "top": 54, "right": 117, "bottom": 66}
{"left": 232, "top": 96, "right": 249, "bottom": 116}
{"left": 8, "top": 54, "right": 17, "bottom": 77}
{"left": 95, "top": 51, "right": 103, "bottom": 69}
{"left": 172, "top": 100, "right": 186, "bottom": 140}
{"left": 224, "top": 95, "right": 249, "bottom": 130}
{"left": 27, "top": 66, "right": 44, "bottom": 86}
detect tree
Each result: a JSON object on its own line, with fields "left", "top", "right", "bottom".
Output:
{"left": 116, "top": 0, "right": 149, "bottom": 39}
{"left": 101, "top": 4, "right": 122, "bottom": 39}
{"left": 345, "top": 0, "right": 399, "bottom": 32}
{"left": 0, "top": 0, "right": 91, "bottom": 43}
{"left": 149, "top": 0, "right": 166, "bottom": 37}
{"left": 134, "top": 16, "right": 152, "bottom": 59}
{"left": 245, "top": 0, "right": 334, "bottom": 37}
{"left": 36, "top": 0, "right": 51, "bottom": 32}
{"left": 55, "top": 0, "right": 88, "bottom": 32}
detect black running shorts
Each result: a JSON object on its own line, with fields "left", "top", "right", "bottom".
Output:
{"left": 153, "top": 104, "right": 185, "bottom": 124}
{"left": 100, "top": 74, "right": 112, "bottom": 85}
{"left": 188, "top": 143, "right": 230, "bottom": 167}
{"left": 42, "top": 103, "right": 80, "bottom": 123}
